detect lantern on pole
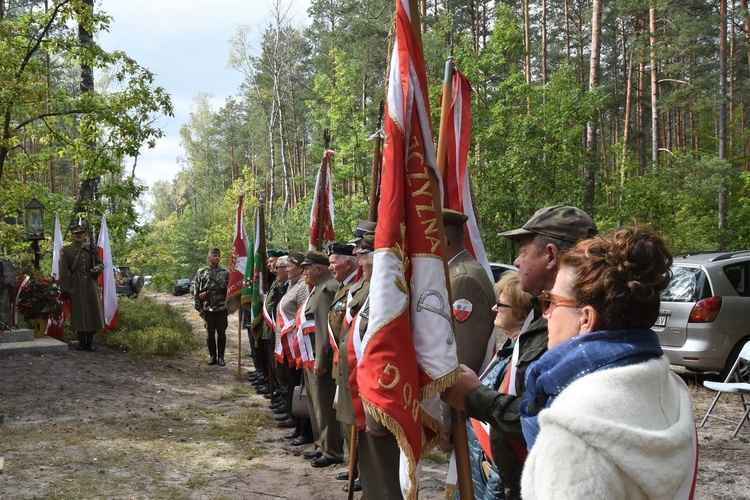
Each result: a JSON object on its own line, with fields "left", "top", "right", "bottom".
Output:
{"left": 24, "top": 198, "right": 45, "bottom": 270}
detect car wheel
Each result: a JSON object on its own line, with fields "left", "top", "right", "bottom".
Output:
{"left": 720, "top": 339, "right": 750, "bottom": 383}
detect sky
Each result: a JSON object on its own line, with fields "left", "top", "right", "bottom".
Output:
{"left": 97, "top": 0, "right": 310, "bottom": 197}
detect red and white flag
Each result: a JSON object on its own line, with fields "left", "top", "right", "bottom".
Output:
{"left": 97, "top": 215, "right": 118, "bottom": 330}
{"left": 356, "top": 2, "right": 460, "bottom": 497}
{"left": 309, "top": 150, "right": 336, "bottom": 251}
{"left": 46, "top": 213, "right": 69, "bottom": 338}
{"left": 443, "top": 69, "right": 493, "bottom": 282}
{"left": 226, "top": 196, "right": 250, "bottom": 314}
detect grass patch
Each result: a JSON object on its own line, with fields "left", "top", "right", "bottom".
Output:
{"left": 424, "top": 449, "right": 450, "bottom": 465}
{"left": 102, "top": 295, "right": 200, "bottom": 358}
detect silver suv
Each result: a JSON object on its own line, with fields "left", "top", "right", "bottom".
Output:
{"left": 654, "top": 251, "right": 750, "bottom": 380}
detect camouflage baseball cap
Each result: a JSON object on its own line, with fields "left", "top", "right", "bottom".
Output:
{"left": 499, "top": 205, "right": 598, "bottom": 244}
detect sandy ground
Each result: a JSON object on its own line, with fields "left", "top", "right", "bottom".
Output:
{"left": 0, "top": 291, "right": 748, "bottom": 499}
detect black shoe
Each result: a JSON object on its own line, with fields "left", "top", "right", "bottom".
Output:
{"left": 76, "top": 344, "right": 86, "bottom": 351}
{"left": 272, "top": 389, "right": 283, "bottom": 399}
{"left": 207, "top": 356, "right": 217, "bottom": 365}
{"left": 85, "top": 344, "right": 95, "bottom": 352}
{"left": 303, "top": 450, "right": 323, "bottom": 460}
{"left": 335, "top": 471, "right": 349, "bottom": 481}
{"left": 291, "top": 436, "right": 313, "bottom": 446}
{"left": 252, "top": 379, "right": 267, "bottom": 387}
{"left": 217, "top": 358, "right": 225, "bottom": 366}
{"left": 255, "top": 385, "right": 270, "bottom": 395}
{"left": 311, "top": 455, "right": 339, "bottom": 468}
{"left": 269, "top": 400, "right": 286, "bottom": 410}
{"left": 277, "top": 418, "right": 296, "bottom": 429}
{"left": 274, "top": 413, "right": 292, "bottom": 421}
{"left": 273, "top": 406, "right": 289, "bottom": 415}
{"left": 343, "top": 478, "right": 362, "bottom": 492}
{"left": 248, "top": 373, "right": 260, "bottom": 381}
{"left": 283, "top": 432, "right": 300, "bottom": 440}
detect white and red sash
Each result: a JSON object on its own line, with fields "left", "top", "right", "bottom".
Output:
{"left": 294, "top": 295, "right": 315, "bottom": 369}
{"left": 263, "top": 300, "right": 276, "bottom": 331}
{"left": 347, "top": 296, "right": 369, "bottom": 429}
{"left": 275, "top": 301, "right": 297, "bottom": 364}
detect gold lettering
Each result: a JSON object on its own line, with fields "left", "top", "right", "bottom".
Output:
{"left": 410, "top": 182, "right": 432, "bottom": 200}
{"left": 378, "top": 364, "right": 400, "bottom": 390}
{"left": 411, "top": 399, "right": 420, "bottom": 421}
{"left": 402, "top": 383, "right": 413, "bottom": 410}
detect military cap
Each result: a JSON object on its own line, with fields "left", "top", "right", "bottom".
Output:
{"left": 301, "top": 250, "right": 330, "bottom": 266}
{"left": 348, "top": 219, "right": 377, "bottom": 244}
{"left": 326, "top": 242, "right": 355, "bottom": 256}
{"left": 69, "top": 223, "right": 85, "bottom": 234}
{"left": 288, "top": 252, "right": 306, "bottom": 267}
{"left": 267, "top": 249, "right": 288, "bottom": 258}
{"left": 354, "top": 231, "right": 375, "bottom": 254}
{"left": 442, "top": 208, "right": 469, "bottom": 227}
{"left": 499, "top": 205, "right": 598, "bottom": 244}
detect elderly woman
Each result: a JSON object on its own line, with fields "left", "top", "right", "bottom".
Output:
{"left": 519, "top": 227, "right": 697, "bottom": 499}
{"left": 456, "top": 271, "right": 533, "bottom": 499}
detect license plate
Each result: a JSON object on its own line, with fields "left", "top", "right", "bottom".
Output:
{"left": 654, "top": 315, "right": 668, "bottom": 327}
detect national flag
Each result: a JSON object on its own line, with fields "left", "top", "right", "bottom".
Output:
{"left": 46, "top": 213, "right": 69, "bottom": 338}
{"left": 309, "top": 149, "right": 336, "bottom": 251}
{"left": 241, "top": 206, "right": 265, "bottom": 346}
{"left": 95, "top": 215, "right": 119, "bottom": 330}
{"left": 443, "top": 68, "right": 493, "bottom": 283}
{"left": 356, "top": 1, "right": 460, "bottom": 497}
{"left": 226, "top": 195, "right": 250, "bottom": 314}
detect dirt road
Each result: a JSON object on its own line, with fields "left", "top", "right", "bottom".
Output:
{"left": 0, "top": 291, "right": 748, "bottom": 499}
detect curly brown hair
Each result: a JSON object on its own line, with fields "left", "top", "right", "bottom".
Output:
{"left": 560, "top": 227, "right": 673, "bottom": 330}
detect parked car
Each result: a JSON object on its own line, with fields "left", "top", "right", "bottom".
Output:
{"left": 653, "top": 251, "right": 750, "bottom": 381}
{"left": 189, "top": 280, "right": 195, "bottom": 295}
{"left": 173, "top": 278, "right": 191, "bottom": 296}
{"left": 490, "top": 262, "right": 518, "bottom": 283}
{"left": 114, "top": 266, "right": 144, "bottom": 298}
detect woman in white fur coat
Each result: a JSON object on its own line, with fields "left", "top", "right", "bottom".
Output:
{"left": 519, "top": 227, "right": 698, "bottom": 499}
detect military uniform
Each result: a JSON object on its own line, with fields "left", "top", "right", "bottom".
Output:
{"left": 335, "top": 279, "right": 369, "bottom": 428}
{"left": 303, "top": 270, "right": 344, "bottom": 462}
{"left": 194, "top": 264, "right": 230, "bottom": 362}
{"left": 449, "top": 249, "right": 497, "bottom": 373}
{"left": 60, "top": 239, "right": 105, "bottom": 348}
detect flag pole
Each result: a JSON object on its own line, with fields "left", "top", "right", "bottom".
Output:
{"left": 406, "top": 1, "right": 473, "bottom": 497}
{"left": 435, "top": 57, "right": 455, "bottom": 186}
{"left": 368, "top": 100, "right": 385, "bottom": 222}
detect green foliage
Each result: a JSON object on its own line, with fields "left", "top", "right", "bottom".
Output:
{"left": 103, "top": 295, "right": 199, "bottom": 358}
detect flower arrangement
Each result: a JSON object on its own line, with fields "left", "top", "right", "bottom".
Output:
{"left": 15, "top": 272, "right": 63, "bottom": 322}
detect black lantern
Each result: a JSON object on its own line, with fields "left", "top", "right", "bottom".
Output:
{"left": 24, "top": 198, "right": 45, "bottom": 240}
{"left": 24, "top": 198, "right": 45, "bottom": 270}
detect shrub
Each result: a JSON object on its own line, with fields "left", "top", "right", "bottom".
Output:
{"left": 103, "top": 295, "right": 199, "bottom": 358}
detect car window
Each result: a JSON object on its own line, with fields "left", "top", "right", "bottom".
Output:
{"left": 724, "top": 263, "right": 750, "bottom": 297}
{"left": 661, "top": 266, "right": 712, "bottom": 302}
{"left": 177, "top": 279, "right": 190, "bottom": 285}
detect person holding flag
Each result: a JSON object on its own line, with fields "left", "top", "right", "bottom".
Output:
{"left": 59, "top": 222, "right": 104, "bottom": 352}
{"left": 194, "top": 248, "right": 230, "bottom": 366}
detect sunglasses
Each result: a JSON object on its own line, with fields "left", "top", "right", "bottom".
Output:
{"left": 540, "top": 290, "right": 579, "bottom": 316}
{"left": 494, "top": 302, "right": 511, "bottom": 309}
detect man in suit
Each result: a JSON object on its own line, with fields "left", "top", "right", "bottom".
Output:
{"left": 299, "top": 251, "right": 345, "bottom": 468}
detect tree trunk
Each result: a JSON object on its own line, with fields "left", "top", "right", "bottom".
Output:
{"left": 564, "top": 0, "right": 571, "bottom": 64}
{"left": 584, "top": 0, "right": 602, "bottom": 212}
{"left": 541, "top": 0, "right": 547, "bottom": 85}
{"left": 649, "top": 5, "right": 659, "bottom": 168}
{"left": 523, "top": 0, "right": 531, "bottom": 85}
{"left": 718, "top": 0, "right": 728, "bottom": 249}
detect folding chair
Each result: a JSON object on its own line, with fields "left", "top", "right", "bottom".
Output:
{"left": 700, "top": 342, "right": 750, "bottom": 438}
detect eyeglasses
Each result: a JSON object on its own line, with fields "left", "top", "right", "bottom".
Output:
{"left": 274, "top": 266, "right": 287, "bottom": 270}
{"left": 540, "top": 290, "right": 579, "bottom": 317}
{"left": 494, "top": 302, "right": 511, "bottom": 309}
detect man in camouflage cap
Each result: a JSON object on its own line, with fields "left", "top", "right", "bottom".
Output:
{"left": 442, "top": 205, "right": 597, "bottom": 500}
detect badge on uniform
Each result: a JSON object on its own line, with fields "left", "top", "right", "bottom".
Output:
{"left": 453, "top": 298, "right": 473, "bottom": 322}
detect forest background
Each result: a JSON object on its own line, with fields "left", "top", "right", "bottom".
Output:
{"left": 3, "top": 0, "right": 750, "bottom": 290}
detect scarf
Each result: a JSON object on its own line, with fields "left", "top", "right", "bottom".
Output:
{"left": 520, "top": 329, "right": 663, "bottom": 448}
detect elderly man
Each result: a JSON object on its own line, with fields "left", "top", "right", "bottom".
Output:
{"left": 442, "top": 206, "right": 597, "bottom": 500}
{"left": 299, "top": 251, "right": 344, "bottom": 468}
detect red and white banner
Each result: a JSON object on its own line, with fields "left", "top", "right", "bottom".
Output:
{"left": 309, "top": 150, "right": 336, "bottom": 251}
{"left": 97, "top": 215, "right": 118, "bottom": 330}
{"left": 443, "top": 69, "right": 493, "bottom": 282}
{"left": 226, "top": 196, "right": 250, "bottom": 314}
{"left": 356, "top": 2, "right": 460, "bottom": 497}
{"left": 46, "top": 213, "right": 69, "bottom": 338}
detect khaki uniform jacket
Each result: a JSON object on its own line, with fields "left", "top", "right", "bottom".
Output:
{"left": 60, "top": 242, "right": 104, "bottom": 332}
{"left": 448, "top": 249, "right": 497, "bottom": 373}
{"left": 335, "top": 278, "right": 370, "bottom": 426}
{"left": 304, "top": 273, "right": 340, "bottom": 371}
{"left": 328, "top": 274, "right": 356, "bottom": 380}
